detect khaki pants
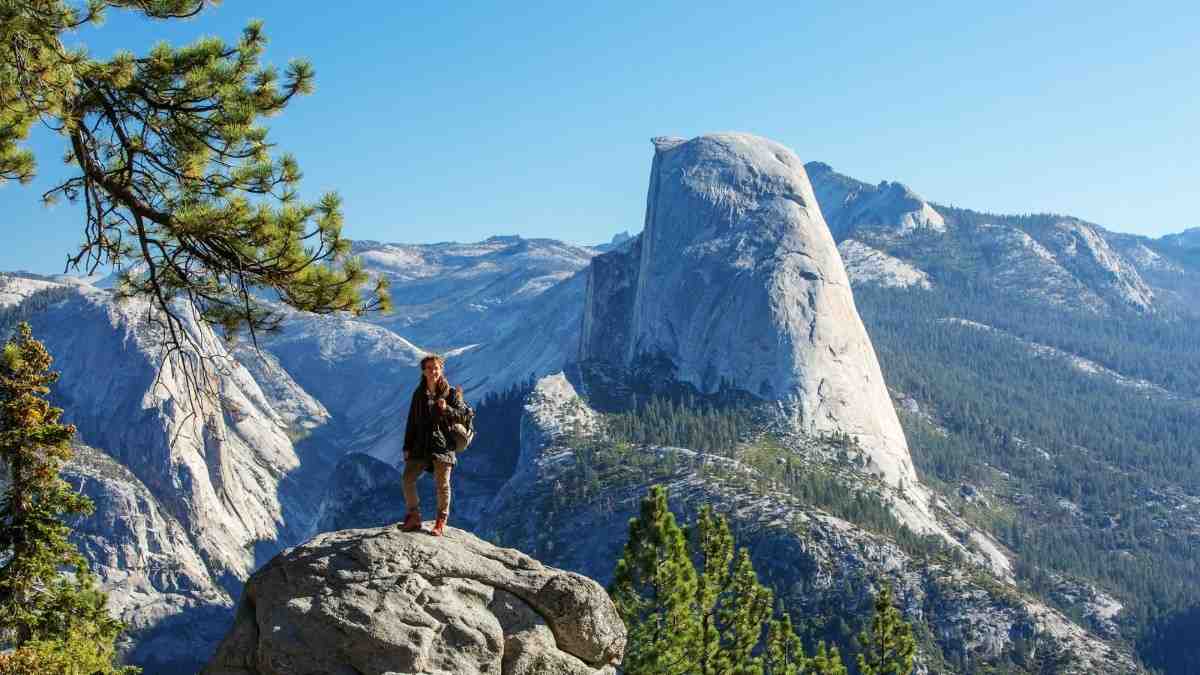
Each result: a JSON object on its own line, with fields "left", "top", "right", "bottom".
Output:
{"left": 402, "top": 458, "right": 452, "bottom": 518}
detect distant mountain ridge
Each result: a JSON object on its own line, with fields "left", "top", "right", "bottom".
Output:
{"left": 803, "top": 161, "right": 1199, "bottom": 316}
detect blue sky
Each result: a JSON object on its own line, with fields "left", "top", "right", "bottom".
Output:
{"left": 2, "top": 1, "right": 1198, "bottom": 274}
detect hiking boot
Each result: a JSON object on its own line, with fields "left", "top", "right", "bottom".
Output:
{"left": 399, "top": 512, "right": 422, "bottom": 532}
{"left": 430, "top": 515, "right": 447, "bottom": 537}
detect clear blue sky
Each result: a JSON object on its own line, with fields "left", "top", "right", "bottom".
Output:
{"left": 3, "top": 1, "right": 1198, "bottom": 274}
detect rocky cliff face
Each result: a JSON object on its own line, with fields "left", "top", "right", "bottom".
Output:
{"left": 580, "top": 133, "right": 920, "bottom": 498}
{"left": 1033, "top": 219, "right": 1155, "bottom": 311}
{"left": 26, "top": 286, "right": 307, "bottom": 575}
{"left": 203, "top": 525, "right": 625, "bottom": 675}
{"left": 1, "top": 279, "right": 326, "bottom": 671}
{"left": 65, "top": 445, "right": 235, "bottom": 671}
{"left": 1107, "top": 230, "right": 1200, "bottom": 317}
{"left": 805, "top": 161, "right": 946, "bottom": 240}
{"left": 1159, "top": 226, "right": 1200, "bottom": 251}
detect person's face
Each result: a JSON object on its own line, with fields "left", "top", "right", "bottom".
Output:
{"left": 422, "top": 360, "right": 443, "bottom": 382}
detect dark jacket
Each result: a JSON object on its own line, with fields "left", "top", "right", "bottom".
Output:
{"left": 402, "top": 378, "right": 471, "bottom": 468}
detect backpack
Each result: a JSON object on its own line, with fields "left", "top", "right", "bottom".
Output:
{"left": 447, "top": 388, "right": 476, "bottom": 452}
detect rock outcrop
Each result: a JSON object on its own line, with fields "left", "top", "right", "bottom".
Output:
{"left": 203, "top": 526, "right": 625, "bottom": 675}
{"left": 579, "top": 133, "right": 920, "bottom": 496}
{"left": 805, "top": 161, "right": 946, "bottom": 240}
{"left": 1036, "top": 219, "right": 1154, "bottom": 311}
{"left": 837, "top": 239, "right": 932, "bottom": 290}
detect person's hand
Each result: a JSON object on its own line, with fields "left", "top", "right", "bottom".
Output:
{"left": 436, "top": 398, "right": 448, "bottom": 413}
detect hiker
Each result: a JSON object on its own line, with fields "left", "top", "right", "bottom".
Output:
{"left": 399, "top": 354, "right": 472, "bottom": 536}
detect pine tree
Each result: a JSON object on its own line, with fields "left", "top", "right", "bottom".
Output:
{"left": 720, "top": 548, "right": 773, "bottom": 675}
{"left": 611, "top": 487, "right": 854, "bottom": 675}
{"left": 0, "top": 323, "right": 132, "bottom": 673}
{"left": 0, "top": 2, "right": 389, "bottom": 351}
{"left": 856, "top": 584, "right": 916, "bottom": 675}
{"left": 765, "top": 613, "right": 805, "bottom": 675}
{"left": 808, "top": 642, "right": 849, "bottom": 675}
{"left": 609, "top": 485, "right": 699, "bottom": 675}
{"left": 692, "top": 504, "right": 734, "bottom": 675}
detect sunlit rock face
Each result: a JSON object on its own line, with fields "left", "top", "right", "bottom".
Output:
{"left": 203, "top": 525, "right": 625, "bottom": 675}
{"left": 580, "top": 133, "right": 919, "bottom": 492}
{"left": 2, "top": 279, "right": 313, "bottom": 672}
{"left": 27, "top": 289, "right": 304, "bottom": 575}
{"left": 805, "top": 161, "right": 946, "bottom": 241}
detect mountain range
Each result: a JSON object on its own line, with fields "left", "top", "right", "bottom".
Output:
{"left": 2, "top": 132, "right": 1198, "bottom": 674}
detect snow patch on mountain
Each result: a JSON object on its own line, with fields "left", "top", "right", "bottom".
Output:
{"left": 357, "top": 246, "right": 436, "bottom": 278}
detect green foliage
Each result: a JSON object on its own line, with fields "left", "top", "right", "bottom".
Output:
{"left": 0, "top": 1, "right": 388, "bottom": 347}
{"left": 693, "top": 505, "right": 735, "bottom": 674}
{"left": 856, "top": 584, "right": 916, "bottom": 675}
{"left": 0, "top": 323, "right": 133, "bottom": 672}
{"left": 606, "top": 394, "right": 755, "bottom": 457}
{"left": 462, "top": 378, "right": 533, "bottom": 479}
{"left": 852, "top": 278, "right": 1200, "bottom": 665}
{"left": 690, "top": 505, "right": 775, "bottom": 675}
{"left": 721, "top": 548, "right": 774, "bottom": 674}
{"left": 736, "top": 438, "right": 953, "bottom": 561}
{"left": 611, "top": 487, "right": 849, "bottom": 675}
{"left": 766, "top": 614, "right": 806, "bottom": 675}
{"left": 1139, "top": 604, "right": 1200, "bottom": 675}
{"left": 807, "top": 642, "right": 849, "bottom": 675}
{"left": 609, "top": 485, "right": 700, "bottom": 675}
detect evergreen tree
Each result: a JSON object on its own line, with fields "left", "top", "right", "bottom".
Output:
{"left": 856, "top": 584, "right": 916, "bottom": 675}
{"left": 613, "top": 488, "right": 852, "bottom": 675}
{"left": 609, "top": 485, "right": 699, "bottom": 675}
{"left": 808, "top": 642, "right": 849, "bottom": 675}
{"left": 0, "top": 323, "right": 132, "bottom": 673}
{"left": 811, "top": 638, "right": 849, "bottom": 672}
{"left": 0, "top": 2, "right": 389, "bottom": 351}
{"left": 765, "top": 613, "right": 805, "bottom": 675}
{"left": 692, "top": 504, "right": 734, "bottom": 675}
{"left": 720, "top": 548, "right": 773, "bottom": 675}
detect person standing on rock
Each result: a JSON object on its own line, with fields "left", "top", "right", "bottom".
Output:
{"left": 399, "top": 354, "right": 472, "bottom": 536}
